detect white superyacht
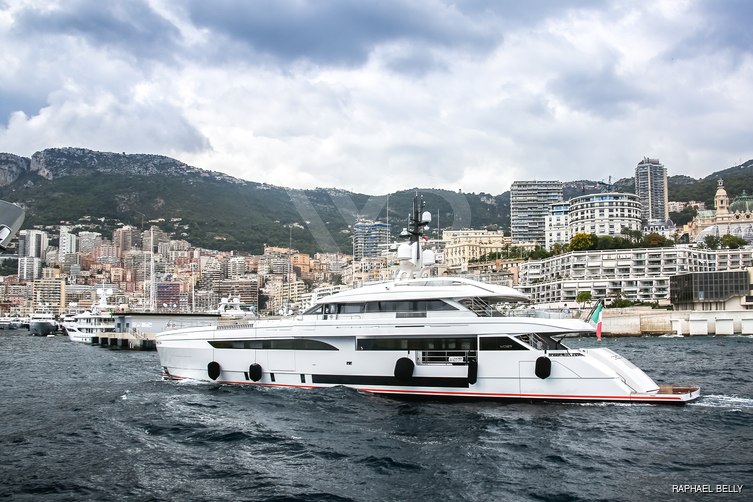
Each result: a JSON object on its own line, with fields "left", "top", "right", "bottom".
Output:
{"left": 157, "top": 196, "right": 700, "bottom": 403}
{"left": 63, "top": 289, "right": 118, "bottom": 343}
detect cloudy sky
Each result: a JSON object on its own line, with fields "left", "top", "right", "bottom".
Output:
{"left": 1, "top": 0, "right": 752, "bottom": 195}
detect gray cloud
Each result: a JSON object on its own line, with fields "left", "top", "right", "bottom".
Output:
{"left": 0, "top": 90, "right": 47, "bottom": 125}
{"left": 548, "top": 65, "right": 650, "bottom": 119}
{"left": 665, "top": 0, "right": 753, "bottom": 63}
{"left": 183, "top": 0, "right": 498, "bottom": 68}
{"left": 11, "top": 0, "right": 181, "bottom": 61}
{"left": 1, "top": 0, "right": 752, "bottom": 194}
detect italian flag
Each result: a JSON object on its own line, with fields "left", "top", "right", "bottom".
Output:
{"left": 590, "top": 302, "right": 604, "bottom": 341}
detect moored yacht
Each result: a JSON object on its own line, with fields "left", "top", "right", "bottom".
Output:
{"left": 63, "top": 288, "right": 118, "bottom": 343}
{"left": 29, "top": 305, "right": 57, "bottom": 336}
{"left": 157, "top": 196, "right": 700, "bottom": 404}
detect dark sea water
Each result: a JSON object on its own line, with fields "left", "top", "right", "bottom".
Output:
{"left": 1, "top": 330, "right": 752, "bottom": 501}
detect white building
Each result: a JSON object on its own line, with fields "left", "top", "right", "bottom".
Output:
{"left": 544, "top": 193, "right": 642, "bottom": 250}
{"left": 544, "top": 202, "right": 570, "bottom": 250}
{"left": 58, "top": 226, "right": 79, "bottom": 260}
{"left": 518, "top": 246, "right": 753, "bottom": 305}
{"left": 227, "top": 256, "right": 247, "bottom": 279}
{"left": 18, "top": 229, "right": 48, "bottom": 258}
{"left": 569, "top": 192, "right": 643, "bottom": 237}
{"left": 18, "top": 256, "right": 43, "bottom": 281}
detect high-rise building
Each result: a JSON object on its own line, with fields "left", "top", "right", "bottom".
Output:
{"left": 58, "top": 226, "right": 79, "bottom": 259}
{"left": 78, "top": 231, "right": 103, "bottom": 253}
{"left": 227, "top": 256, "right": 247, "bottom": 279}
{"left": 635, "top": 157, "right": 668, "bottom": 222}
{"left": 113, "top": 226, "right": 139, "bottom": 256}
{"left": 18, "top": 256, "right": 43, "bottom": 281}
{"left": 352, "top": 221, "right": 390, "bottom": 260}
{"left": 510, "top": 181, "right": 563, "bottom": 244}
{"left": 31, "top": 277, "right": 66, "bottom": 315}
{"left": 18, "top": 230, "right": 48, "bottom": 258}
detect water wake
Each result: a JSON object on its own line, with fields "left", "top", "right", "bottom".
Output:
{"left": 693, "top": 394, "right": 753, "bottom": 408}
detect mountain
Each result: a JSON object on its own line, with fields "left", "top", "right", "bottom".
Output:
{"left": 1, "top": 148, "right": 751, "bottom": 253}
{"left": 0, "top": 148, "right": 507, "bottom": 254}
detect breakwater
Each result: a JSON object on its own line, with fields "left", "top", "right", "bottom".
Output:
{"left": 601, "top": 308, "right": 753, "bottom": 336}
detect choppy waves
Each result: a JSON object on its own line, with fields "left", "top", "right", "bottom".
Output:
{"left": 1, "top": 332, "right": 753, "bottom": 501}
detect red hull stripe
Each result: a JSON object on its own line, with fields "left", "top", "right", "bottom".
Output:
{"left": 161, "top": 374, "right": 689, "bottom": 401}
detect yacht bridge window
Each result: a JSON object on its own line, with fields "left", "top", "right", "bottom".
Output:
{"left": 304, "top": 300, "right": 457, "bottom": 317}
{"left": 516, "top": 333, "right": 567, "bottom": 351}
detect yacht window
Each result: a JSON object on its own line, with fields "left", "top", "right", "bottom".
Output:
{"left": 358, "top": 337, "right": 477, "bottom": 351}
{"left": 479, "top": 336, "right": 528, "bottom": 351}
{"left": 210, "top": 339, "right": 338, "bottom": 350}
{"left": 418, "top": 300, "right": 458, "bottom": 311}
{"left": 364, "top": 300, "right": 458, "bottom": 313}
{"left": 339, "top": 303, "right": 365, "bottom": 314}
{"left": 516, "top": 334, "right": 565, "bottom": 351}
{"left": 303, "top": 305, "right": 323, "bottom": 316}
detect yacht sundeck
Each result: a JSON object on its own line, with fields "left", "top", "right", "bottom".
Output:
{"left": 157, "top": 196, "right": 700, "bottom": 404}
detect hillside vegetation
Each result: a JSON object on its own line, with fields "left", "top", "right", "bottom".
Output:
{"left": 1, "top": 148, "right": 751, "bottom": 253}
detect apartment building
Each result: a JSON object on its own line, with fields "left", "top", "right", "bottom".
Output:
{"left": 545, "top": 193, "right": 643, "bottom": 250}
{"left": 352, "top": 221, "right": 391, "bottom": 260}
{"left": 442, "top": 229, "right": 512, "bottom": 272}
{"left": 518, "top": 247, "right": 753, "bottom": 305}
{"left": 635, "top": 157, "right": 668, "bottom": 222}
{"left": 510, "top": 180, "right": 563, "bottom": 244}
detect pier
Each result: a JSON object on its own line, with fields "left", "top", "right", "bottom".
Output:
{"left": 91, "top": 331, "right": 156, "bottom": 350}
{"left": 601, "top": 308, "right": 753, "bottom": 336}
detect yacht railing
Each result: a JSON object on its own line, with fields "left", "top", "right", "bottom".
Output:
{"left": 417, "top": 350, "right": 477, "bottom": 365}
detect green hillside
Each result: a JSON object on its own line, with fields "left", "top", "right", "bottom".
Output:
{"left": 2, "top": 147, "right": 752, "bottom": 254}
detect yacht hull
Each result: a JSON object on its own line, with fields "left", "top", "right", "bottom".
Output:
{"left": 157, "top": 321, "right": 700, "bottom": 404}
{"left": 29, "top": 321, "right": 56, "bottom": 336}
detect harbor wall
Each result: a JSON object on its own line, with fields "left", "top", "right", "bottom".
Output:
{"left": 598, "top": 308, "right": 753, "bottom": 336}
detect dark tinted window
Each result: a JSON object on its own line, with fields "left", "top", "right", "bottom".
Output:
{"left": 364, "top": 300, "right": 457, "bottom": 312}
{"left": 210, "top": 339, "right": 338, "bottom": 350}
{"left": 479, "top": 336, "right": 528, "bottom": 351}
{"left": 358, "top": 337, "right": 476, "bottom": 351}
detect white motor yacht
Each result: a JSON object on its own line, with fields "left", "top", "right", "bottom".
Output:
{"left": 29, "top": 306, "right": 57, "bottom": 336}
{"left": 157, "top": 196, "right": 700, "bottom": 404}
{"left": 64, "top": 288, "right": 118, "bottom": 343}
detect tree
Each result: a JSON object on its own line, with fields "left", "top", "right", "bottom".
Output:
{"left": 720, "top": 234, "right": 747, "bottom": 249}
{"left": 596, "top": 235, "right": 615, "bottom": 250}
{"left": 703, "top": 234, "right": 721, "bottom": 250}
{"left": 669, "top": 205, "right": 698, "bottom": 227}
{"left": 550, "top": 242, "right": 569, "bottom": 255}
{"left": 642, "top": 232, "right": 673, "bottom": 247}
{"left": 576, "top": 291, "right": 592, "bottom": 308}
{"left": 570, "top": 233, "right": 596, "bottom": 251}
{"left": 0, "top": 258, "right": 17, "bottom": 276}
{"left": 526, "top": 246, "right": 550, "bottom": 260}
{"left": 620, "top": 227, "right": 643, "bottom": 244}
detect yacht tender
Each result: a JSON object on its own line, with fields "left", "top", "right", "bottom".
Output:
{"left": 157, "top": 196, "right": 700, "bottom": 404}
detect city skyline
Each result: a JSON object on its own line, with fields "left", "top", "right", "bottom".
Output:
{"left": 1, "top": 1, "right": 752, "bottom": 195}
